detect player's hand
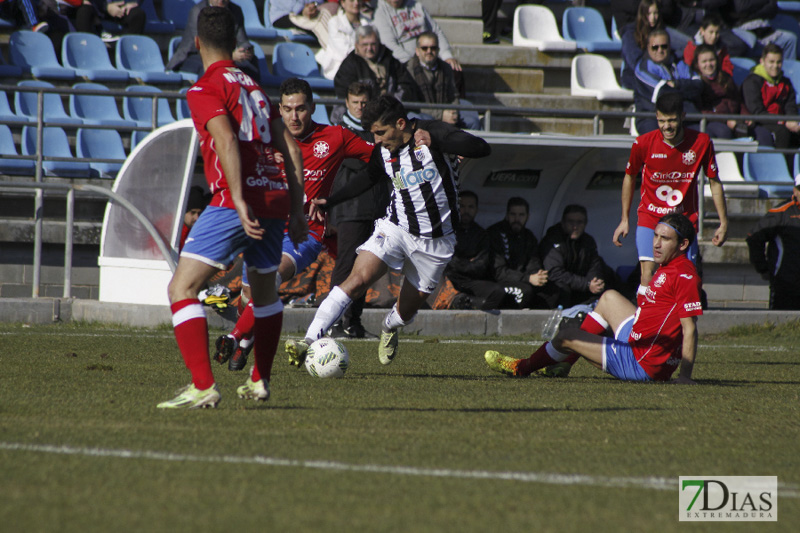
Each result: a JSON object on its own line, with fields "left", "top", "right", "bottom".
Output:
{"left": 529, "top": 269, "right": 548, "bottom": 287}
{"left": 414, "top": 129, "right": 432, "bottom": 147}
{"left": 670, "top": 376, "right": 698, "bottom": 385}
{"left": 445, "top": 57, "right": 462, "bottom": 72}
{"left": 309, "top": 198, "right": 327, "bottom": 223}
{"left": 235, "top": 203, "right": 264, "bottom": 240}
{"left": 612, "top": 220, "right": 629, "bottom": 247}
{"left": 288, "top": 210, "right": 308, "bottom": 246}
{"left": 712, "top": 224, "right": 727, "bottom": 247}
{"left": 589, "top": 277, "right": 605, "bottom": 294}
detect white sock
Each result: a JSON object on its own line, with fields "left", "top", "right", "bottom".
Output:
{"left": 383, "top": 304, "right": 415, "bottom": 332}
{"left": 545, "top": 342, "right": 570, "bottom": 362}
{"left": 304, "top": 286, "right": 352, "bottom": 342}
{"left": 239, "top": 337, "right": 253, "bottom": 349}
{"left": 637, "top": 284, "right": 648, "bottom": 296}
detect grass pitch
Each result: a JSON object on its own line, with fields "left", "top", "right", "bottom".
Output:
{"left": 0, "top": 322, "right": 798, "bottom": 532}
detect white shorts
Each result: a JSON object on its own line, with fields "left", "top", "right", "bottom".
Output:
{"left": 357, "top": 218, "right": 455, "bottom": 293}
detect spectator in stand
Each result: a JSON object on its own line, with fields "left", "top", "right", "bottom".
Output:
{"left": 0, "top": 0, "right": 49, "bottom": 32}
{"left": 332, "top": 24, "right": 419, "bottom": 122}
{"left": 37, "top": 0, "right": 145, "bottom": 43}
{"left": 634, "top": 29, "right": 703, "bottom": 134}
{"left": 621, "top": 0, "right": 661, "bottom": 89}
{"left": 372, "top": 0, "right": 461, "bottom": 72}
{"left": 741, "top": 43, "right": 800, "bottom": 149}
{"left": 179, "top": 186, "right": 210, "bottom": 252}
{"left": 93, "top": 0, "right": 146, "bottom": 40}
{"left": 684, "top": 14, "right": 733, "bottom": 76}
{"left": 667, "top": 0, "right": 749, "bottom": 58}
{"left": 614, "top": 0, "right": 691, "bottom": 57}
{"left": 443, "top": 191, "right": 507, "bottom": 310}
{"left": 539, "top": 204, "right": 613, "bottom": 308}
{"left": 318, "top": 0, "right": 371, "bottom": 80}
{"left": 406, "top": 32, "right": 478, "bottom": 129}
{"left": 271, "top": 0, "right": 334, "bottom": 48}
{"left": 488, "top": 197, "right": 558, "bottom": 310}
{"left": 723, "top": 0, "right": 797, "bottom": 60}
{"left": 482, "top": 0, "right": 501, "bottom": 44}
{"left": 167, "top": 0, "right": 258, "bottom": 80}
{"left": 746, "top": 175, "right": 800, "bottom": 310}
{"left": 693, "top": 44, "right": 750, "bottom": 140}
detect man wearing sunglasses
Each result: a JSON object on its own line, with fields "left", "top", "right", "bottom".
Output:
{"left": 405, "top": 32, "right": 462, "bottom": 126}
{"left": 633, "top": 29, "right": 703, "bottom": 134}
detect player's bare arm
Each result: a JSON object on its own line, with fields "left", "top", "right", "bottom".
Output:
{"left": 270, "top": 118, "right": 308, "bottom": 246}
{"left": 671, "top": 315, "right": 698, "bottom": 385}
{"left": 708, "top": 178, "right": 728, "bottom": 247}
{"left": 613, "top": 173, "right": 636, "bottom": 246}
{"left": 205, "top": 114, "right": 264, "bottom": 240}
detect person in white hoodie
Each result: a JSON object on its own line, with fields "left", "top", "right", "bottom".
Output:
{"left": 318, "top": 0, "right": 372, "bottom": 79}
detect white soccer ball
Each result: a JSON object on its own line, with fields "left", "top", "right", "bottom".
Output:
{"left": 305, "top": 337, "right": 350, "bottom": 378}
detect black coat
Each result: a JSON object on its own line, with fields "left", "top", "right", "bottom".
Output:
{"left": 444, "top": 221, "right": 494, "bottom": 289}
{"left": 539, "top": 223, "right": 606, "bottom": 293}
{"left": 487, "top": 220, "right": 542, "bottom": 285}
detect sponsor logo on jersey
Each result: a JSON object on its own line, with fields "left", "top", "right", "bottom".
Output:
{"left": 413, "top": 146, "right": 426, "bottom": 162}
{"left": 654, "top": 272, "right": 667, "bottom": 287}
{"left": 647, "top": 203, "right": 684, "bottom": 215}
{"left": 313, "top": 141, "right": 330, "bottom": 158}
{"left": 631, "top": 331, "right": 642, "bottom": 340}
{"left": 651, "top": 153, "right": 668, "bottom": 159}
{"left": 391, "top": 166, "right": 439, "bottom": 189}
{"left": 651, "top": 171, "right": 695, "bottom": 183}
{"left": 245, "top": 176, "right": 288, "bottom": 189}
{"left": 684, "top": 301, "right": 702, "bottom": 312}
{"left": 303, "top": 168, "right": 327, "bottom": 180}
{"left": 656, "top": 185, "right": 685, "bottom": 207}
{"left": 680, "top": 273, "right": 694, "bottom": 280}
{"left": 682, "top": 149, "right": 697, "bottom": 165}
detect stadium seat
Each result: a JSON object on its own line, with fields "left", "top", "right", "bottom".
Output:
{"left": 512, "top": 5, "right": 577, "bottom": 51}
{"left": 123, "top": 85, "right": 176, "bottom": 128}
{"left": 15, "top": 80, "right": 83, "bottom": 126}
{"left": 310, "top": 92, "right": 330, "bottom": 125}
{"left": 263, "top": 0, "right": 316, "bottom": 42}
{"left": 458, "top": 98, "right": 482, "bottom": 130}
{"left": 272, "top": 42, "right": 334, "bottom": 91}
{"left": 140, "top": 0, "right": 176, "bottom": 33}
{"left": 571, "top": 54, "right": 634, "bottom": 101}
{"left": 166, "top": 36, "right": 197, "bottom": 83}
{"left": 232, "top": 0, "right": 278, "bottom": 39}
{"left": 730, "top": 56, "right": 756, "bottom": 86}
{"left": 742, "top": 151, "right": 796, "bottom": 198}
{"left": 62, "top": 33, "right": 130, "bottom": 83}
{"left": 175, "top": 87, "right": 191, "bottom": 120}
{"left": 562, "top": 7, "right": 622, "bottom": 53}
{"left": 70, "top": 82, "right": 137, "bottom": 128}
{"left": 770, "top": 13, "right": 800, "bottom": 42}
{"left": 9, "top": 30, "right": 76, "bottom": 81}
{"left": 162, "top": 0, "right": 197, "bottom": 30}
{"left": 705, "top": 152, "right": 758, "bottom": 198}
{"left": 0, "top": 124, "right": 35, "bottom": 175}
{"left": 0, "top": 90, "right": 21, "bottom": 122}
{"left": 778, "top": 1, "right": 800, "bottom": 12}
{"left": 130, "top": 129, "right": 151, "bottom": 149}
{"left": 115, "top": 35, "right": 184, "bottom": 84}
{"left": 780, "top": 58, "right": 800, "bottom": 102}
{"left": 0, "top": 51, "right": 23, "bottom": 78}
{"left": 77, "top": 128, "right": 127, "bottom": 178}
{"left": 21, "top": 126, "right": 91, "bottom": 177}
{"left": 611, "top": 16, "right": 621, "bottom": 41}
{"left": 251, "top": 41, "right": 283, "bottom": 87}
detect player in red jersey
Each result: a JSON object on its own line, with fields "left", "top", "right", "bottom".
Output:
{"left": 612, "top": 92, "right": 728, "bottom": 296}
{"left": 213, "top": 77, "right": 374, "bottom": 370}
{"left": 486, "top": 213, "right": 702, "bottom": 384}
{"left": 157, "top": 6, "right": 307, "bottom": 409}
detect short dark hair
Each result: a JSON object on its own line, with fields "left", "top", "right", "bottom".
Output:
{"left": 361, "top": 94, "right": 407, "bottom": 131}
{"left": 347, "top": 81, "right": 372, "bottom": 99}
{"left": 562, "top": 204, "right": 587, "bottom": 220}
{"left": 762, "top": 43, "right": 783, "bottom": 59}
{"left": 658, "top": 213, "right": 695, "bottom": 246}
{"left": 506, "top": 196, "right": 529, "bottom": 214}
{"left": 459, "top": 190, "right": 478, "bottom": 206}
{"left": 197, "top": 6, "right": 236, "bottom": 54}
{"left": 416, "top": 31, "right": 438, "bottom": 47}
{"left": 280, "top": 77, "right": 313, "bottom": 104}
{"left": 700, "top": 13, "right": 722, "bottom": 29}
{"left": 655, "top": 92, "right": 684, "bottom": 115}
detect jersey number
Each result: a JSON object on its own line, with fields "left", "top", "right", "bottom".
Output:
{"left": 238, "top": 89, "right": 272, "bottom": 144}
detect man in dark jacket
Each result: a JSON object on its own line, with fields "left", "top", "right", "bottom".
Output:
{"left": 443, "top": 190, "right": 506, "bottom": 310}
{"left": 488, "top": 197, "right": 558, "bottom": 309}
{"left": 746, "top": 176, "right": 800, "bottom": 309}
{"left": 539, "top": 205, "right": 611, "bottom": 308}
{"left": 328, "top": 82, "right": 389, "bottom": 338}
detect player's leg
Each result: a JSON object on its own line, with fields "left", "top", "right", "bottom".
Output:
{"left": 214, "top": 264, "right": 254, "bottom": 367}
{"left": 635, "top": 226, "right": 657, "bottom": 302}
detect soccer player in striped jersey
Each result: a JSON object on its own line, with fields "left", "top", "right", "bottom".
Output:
{"left": 286, "top": 94, "right": 491, "bottom": 366}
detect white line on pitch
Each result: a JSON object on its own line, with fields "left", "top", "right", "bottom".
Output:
{"left": 0, "top": 442, "right": 798, "bottom": 498}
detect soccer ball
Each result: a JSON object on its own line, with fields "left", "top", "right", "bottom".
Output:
{"left": 305, "top": 337, "right": 350, "bottom": 378}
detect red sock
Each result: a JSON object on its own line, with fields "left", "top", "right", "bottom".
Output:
{"left": 580, "top": 313, "right": 607, "bottom": 335}
{"left": 250, "top": 301, "right": 284, "bottom": 383}
{"left": 171, "top": 299, "right": 214, "bottom": 390}
{"left": 231, "top": 301, "right": 255, "bottom": 341}
{"left": 517, "top": 342, "right": 559, "bottom": 376}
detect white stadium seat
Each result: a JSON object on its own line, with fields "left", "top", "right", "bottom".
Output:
{"left": 570, "top": 54, "right": 633, "bottom": 101}
{"left": 706, "top": 151, "right": 758, "bottom": 197}
{"left": 512, "top": 5, "right": 577, "bottom": 52}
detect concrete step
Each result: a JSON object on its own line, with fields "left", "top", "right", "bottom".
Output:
{"left": 483, "top": 115, "right": 597, "bottom": 136}
{"left": 702, "top": 263, "right": 768, "bottom": 307}
{"left": 462, "top": 67, "right": 545, "bottom": 94}
{"left": 699, "top": 239, "right": 750, "bottom": 264}
{"left": 435, "top": 18, "right": 483, "bottom": 45}
{"left": 425, "top": 0, "right": 481, "bottom": 18}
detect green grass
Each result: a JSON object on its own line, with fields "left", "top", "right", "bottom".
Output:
{"left": 0, "top": 323, "right": 798, "bottom": 532}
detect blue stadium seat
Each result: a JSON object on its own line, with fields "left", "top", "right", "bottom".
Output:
{"left": 9, "top": 30, "right": 76, "bottom": 81}
{"left": 0, "top": 90, "right": 21, "bottom": 122}
{"left": 778, "top": 1, "right": 800, "bottom": 12}
{"left": 311, "top": 92, "right": 330, "bottom": 125}
{"left": 162, "top": 0, "right": 198, "bottom": 30}
{"left": 176, "top": 87, "right": 191, "bottom": 120}
{"left": 742, "top": 151, "right": 795, "bottom": 198}
{"left": 21, "top": 126, "right": 91, "bottom": 177}
{"left": 140, "top": 0, "right": 176, "bottom": 33}
{"left": 62, "top": 32, "right": 130, "bottom": 83}
{"left": 272, "top": 42, "right": 334, "bottom": 91}
{"left": 263, "top": 0, "right": 316, "bottom": 42}
{"left": 70, "top": 82, "right": 137, "bottom": 128}
{"left": 0, "top": 51, "right": 23, "bottom": 78}
{"left": 77, "top": 128, "right": 127, "bottom": 178}
{"left": 770, "top": 13, "right": 800, "bottom": 39}
{"left": 123, "top": 85, "right": 176, "bottom": 127}
{"left": 562, "top": 7, "right": 621, "bottom": 53}
{"left": 233, "top": 0, "right": 278, "bottom": 39}
{"left": 131, "top": 129, "right": 151, "bottom": 149}
{"left": 781, "top": 58, "right": 800, "bottom": 102}
{"left": 0, "top": 125, "right": 35, "bottom": 175}
{"left": 251, "top": 40, "right": 283, "bottom": 87}
{"left": 15, "top": 80, "right": 83, "bottom": 126}
{"left": 115, "top": 35, "right": 184, "bottom": 84}
{"left": 730, "top": 56, "right": 756, "bottom": 86}
{"left": 166, "top": 36, "right": 197, "bottom": 83}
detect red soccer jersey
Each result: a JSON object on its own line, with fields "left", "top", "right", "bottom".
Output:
{"left": 285, "top": 123, "right": 372, "bottom": 240}
{"left": 187, "top": 60, "right": 287, "bottom": 219}
{"left": 630, "top": 254, "right": 703, "bottom": 381}
{"left": 626, "top": 128, "right": 718, "bottom": 230}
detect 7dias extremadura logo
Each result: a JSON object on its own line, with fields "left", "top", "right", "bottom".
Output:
{"left": 679, "top": 476, "right": 777, "bottom": 521}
